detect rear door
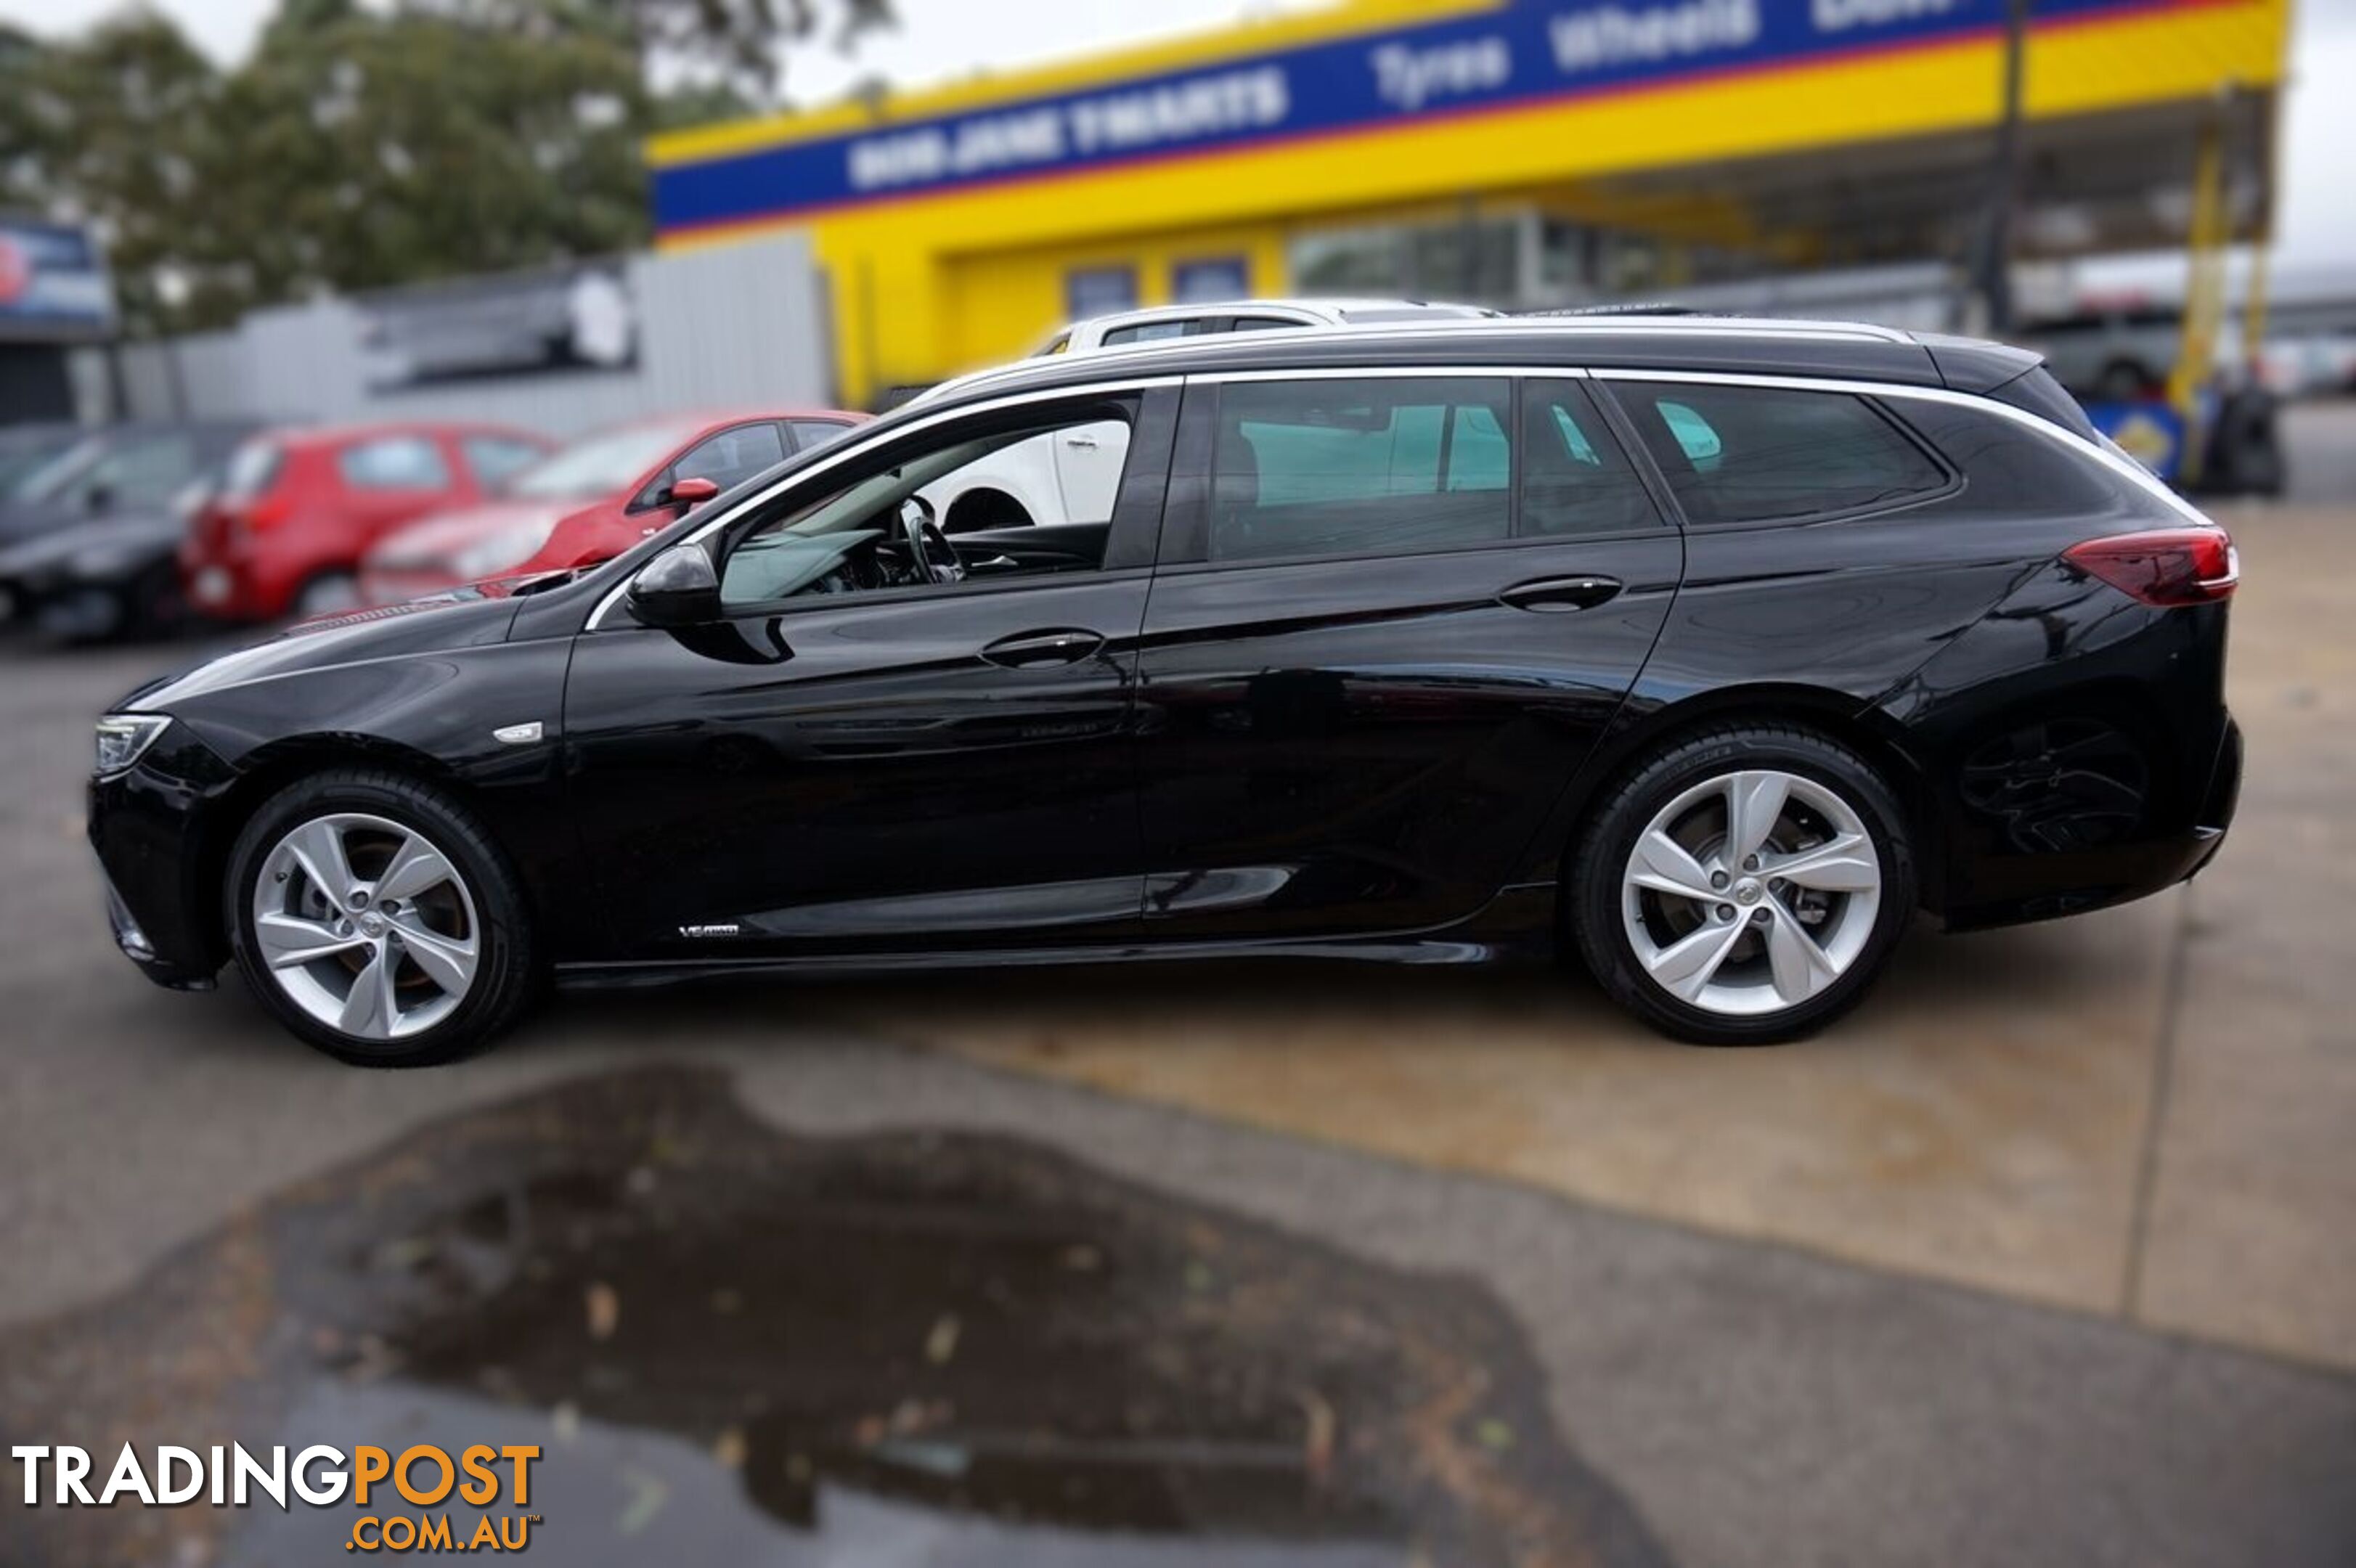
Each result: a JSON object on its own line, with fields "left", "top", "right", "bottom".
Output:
{"left": 1130, "top": 371, "right": 1682, "bottom": 939}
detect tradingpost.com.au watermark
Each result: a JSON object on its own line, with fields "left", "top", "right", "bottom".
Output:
{"left": 12, "top": 1442, "right": 545, "bottom": 1553}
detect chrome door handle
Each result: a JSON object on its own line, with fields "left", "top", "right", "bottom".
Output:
{"left": 1499, "top": 576, "right": 1623, "bottom": 613}
{"left": 979, "top": 628, "right": 1106, "bottom": 668}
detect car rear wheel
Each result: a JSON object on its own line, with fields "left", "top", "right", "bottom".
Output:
{"left": 1568, "top": 724, "right": 1915, "bottom": 1045}
{"left": 293, "top": 571, "right": 361, "bottom": 619}
{"left": 226, "top": 770, "right": 539, "bottom": 1066}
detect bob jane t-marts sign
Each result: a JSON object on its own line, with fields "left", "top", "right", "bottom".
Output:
{"left": 651, "top": 0, "right": 2204, "bottom": 236}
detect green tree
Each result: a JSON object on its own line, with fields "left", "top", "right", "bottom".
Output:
{"left": 0, "top": 0, "right": 890, "bottom": 335}
{"left": 211, "top": 4, "right": 653, "bottom": 303}
{"left": 0, "top": 12, "right": 227, "bottom": 335}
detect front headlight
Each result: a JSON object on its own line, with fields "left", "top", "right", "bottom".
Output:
{"left": 94, "top": 714, "right": 171, "bottom": 777}
{"left": 453, "top": 523, "right": 555, "bottom": 582}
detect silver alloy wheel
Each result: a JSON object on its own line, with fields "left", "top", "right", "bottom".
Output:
{"left": 1619, "top": 768, "right": 1882, "bottom": 1018}
{"left": 295, "top": 573, "right": 361, "bottom": 618}
{"left": 251, "top": 812, "right": 480, "bottom": 1040}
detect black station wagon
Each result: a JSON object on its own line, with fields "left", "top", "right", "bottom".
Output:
{"left": 89, "top": 317, "right": 2241, "bottom": 1064}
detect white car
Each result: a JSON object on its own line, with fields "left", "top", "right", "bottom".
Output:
{"left": 918, "top": 298, "right": 1497, "bottom": 534}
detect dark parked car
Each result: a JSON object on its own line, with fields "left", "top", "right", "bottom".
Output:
{"left": 0, "top": 422, "right": 256, "bottom": 549}
{"left": 89, "top": 317, "right": 2241, "bottom": 1065}
{"left": 0, "top": 422, "right": 87, "bottom": 496}
{"left": 0, "top": 421, "right": 264, "bottom": 640}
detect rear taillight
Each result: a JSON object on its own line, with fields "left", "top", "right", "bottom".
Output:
{"left": 218, "top": 494, "right": 292, "bottom": 536}
{"left": 2063, "top": 527, "right": 2238, "bottom": 607}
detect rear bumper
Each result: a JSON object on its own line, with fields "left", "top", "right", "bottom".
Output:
{"left": 1942, "top": 714, "right": 2241, "bottom": 932}
{"left": 180, "top": 542, "right": 306, "bottom": 623}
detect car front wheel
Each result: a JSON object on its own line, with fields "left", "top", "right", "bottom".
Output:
{"left": 225, "top": 770, "right": 539, "bottom": 1065}
{"left": 1569, "top": 724, "right": 1915, "bottom": 1045}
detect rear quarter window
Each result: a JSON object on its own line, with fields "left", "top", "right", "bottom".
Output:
{"left": 337, "top": 434, "right": 452, "bottom": 491}
{"left": 1609, "top": 382, "right": 1949, "bottom": 525}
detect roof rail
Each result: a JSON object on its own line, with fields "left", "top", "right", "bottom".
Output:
{"left": 1521, "top": 302, "right": 1713, "bottom": 318}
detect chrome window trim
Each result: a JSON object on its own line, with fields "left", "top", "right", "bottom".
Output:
{"left": 587, "top": 375, "right": 1181, "bottom": 630}
{"left": 929, "top": 316, "right": 1916, "bottom": 401}
{"left": 591, "top": 360, "right": 2193, "bottom": 631}
{"left": 1186, "top": 364, "right": 1583, "bottom": 384}
{"left": 1584, "top": 367, "right": 2212, "bottom": 528}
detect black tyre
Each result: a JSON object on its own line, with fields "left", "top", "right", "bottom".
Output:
{"left": 224, "top": 769, "right": 540, "bottom": 1066}
{"left": 292, "top": 571, "right": 362, "bottom": 620}
{"left": 1568, "top": 724, "right": 1916, "bottom": 1045}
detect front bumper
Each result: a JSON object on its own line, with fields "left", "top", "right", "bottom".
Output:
{"left": 99, "top": 862, "right": 216, "bottom": 990}
{"left": 88, "top": 721, "right": 240, "bottom": 987}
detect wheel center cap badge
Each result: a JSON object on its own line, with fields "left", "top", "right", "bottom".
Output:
{"left": 1734, "top": 881, "right": 1763, "bottom": 905}
{"left": 359, "top": 913, "right": 386, "bottom": 937}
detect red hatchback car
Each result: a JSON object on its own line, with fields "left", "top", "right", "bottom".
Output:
{"left": 181, "top": 422, "right": 555, "bottom": 622}
{"left": 359, "top": 409, "right": 868, "bottom": 605}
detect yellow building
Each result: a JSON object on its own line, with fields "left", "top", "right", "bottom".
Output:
{"left": 649, "top": 0, "right": 2289, "bottom": 407}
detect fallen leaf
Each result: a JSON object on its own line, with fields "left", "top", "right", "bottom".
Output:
{"left": 712, "top": 1427, "right": 746, "bottom": 1468}
{"left": 1297, "top": 1387, "right": 1336, "bottom": 1486}
{"left": 1475, "top": 1418, "right": 1515, "bottom": 1451}
{"left": 586, "top": 1282, "right": 619, "bottom": 1341}
{"left": 924, "top": 1312, "right": 960, "bottom": 1366}
{"left": 616, "top": 1469, "right": 667, "bottom": 1535}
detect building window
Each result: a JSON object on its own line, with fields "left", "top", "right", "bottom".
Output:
{"left": 1172, "top": 256, "right": 1250, "bottom": 303}
{"left": 1066, "top": 266, "right": 1138, "bottom": 320}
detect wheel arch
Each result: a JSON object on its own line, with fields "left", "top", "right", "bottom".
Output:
{"left": 1530, "top": 685, "right": 1943, "bottom": 912}
{"left": 192, "top": 735, "right": 525, "bottom": 970}
{"left": 942, "top": 486, "right": 1035, "bottom": 534}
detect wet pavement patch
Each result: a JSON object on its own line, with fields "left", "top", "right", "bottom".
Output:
{"left": 0, "top": 1067, "right": 1672, "bottom": 1567}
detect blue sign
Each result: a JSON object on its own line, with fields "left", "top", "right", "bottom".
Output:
{"left": 2084, "top": 400, "right": 2188, "bottom": 482}
{"left": 0, "top": 218, "right": 115, "bottom": 340}
{"left": 655, "top": 0, "right": 2186, "bottom": 235}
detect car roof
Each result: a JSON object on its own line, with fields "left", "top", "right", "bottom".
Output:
{"left": 912, "top": 315, "right": 2041, "bottom": 420}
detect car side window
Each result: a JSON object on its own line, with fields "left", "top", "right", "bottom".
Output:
{"left": 462, "top": 436, "right": 547, "bottom": 489}
{"left": 1611, "top": 382, "right": 1948, "bottom": 524}
{"left": 1209, "top": 377, "right": 1514, "bottom": 563}
{"left": 337, "top": 436, "right": 452, "bottom": 491}
{"left": 84, "top": 434, "right": 198, "bottom": 508}
{"left": 716, "top": 403, "right": 1141, "bottom": 611}
{"left": 786, "top": 420, "right": 855, "bottom": 453}
{"left": 1520, "top": 380, "right": 1658, "bottom": 536}
{"left": 1101, "top": 319, "right": 1200, "bottom": 346}
{"left": 1228, "top": 317, "right": 1309, "bottom": 333}
{"left": 673, "top": 422, "right": 788, "bottom": 491}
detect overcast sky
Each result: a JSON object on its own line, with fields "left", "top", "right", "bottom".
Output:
{"left": 6, "top": 0, "right": 2352, "bottom": 270}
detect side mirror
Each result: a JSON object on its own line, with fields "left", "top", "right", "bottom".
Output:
{"left": 669, "top": 476, "right": 720, "bottom": 510}
{"left": 626, "top": 541, "right": 722, "bottom": 626}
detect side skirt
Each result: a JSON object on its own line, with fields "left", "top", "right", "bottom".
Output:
{"left": 553, "top": 886, "right": 1557, "bottom": 992}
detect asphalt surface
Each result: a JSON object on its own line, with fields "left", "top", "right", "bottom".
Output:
{"left": 3, "top": 413, "right": 2353, "bottom": 1567}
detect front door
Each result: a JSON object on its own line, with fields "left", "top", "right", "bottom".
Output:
{"left": 560, "top": 388, "right": 1177, "bottom": 961}
{"left": 1132, "top": 373, "right": 1682, "bottom": 939}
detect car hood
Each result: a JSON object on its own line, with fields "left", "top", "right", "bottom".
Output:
{"left": 0, "top": 508, "right": 183, "bottom": 571}
{"left": 0, "top": 497, "right": 86, "bottom": 546}
{"left": 366, "top": 499, "right": 575, "bottom": 566}
{"left": 116, "top": 588, "right": 525, "bottom": 716}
